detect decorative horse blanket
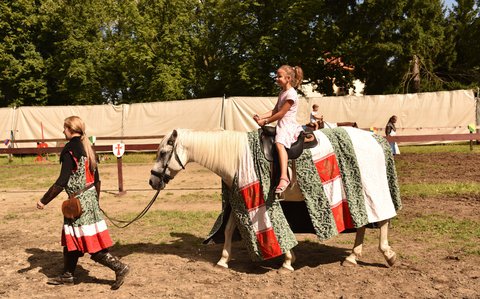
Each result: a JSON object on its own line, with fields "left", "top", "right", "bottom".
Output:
{"left": 205, "top": 127, "right": 401, "bottom": 261}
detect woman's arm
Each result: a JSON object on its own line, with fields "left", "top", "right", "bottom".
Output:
{"left": 54, "top": 153, "right": 74, "bottom": 187}
{"left": 38, "top": 152, "right": 73, "bottom": 207}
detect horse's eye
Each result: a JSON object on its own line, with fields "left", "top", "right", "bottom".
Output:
{"left": 156, "top": 150, "right": 166, "bottom": 160}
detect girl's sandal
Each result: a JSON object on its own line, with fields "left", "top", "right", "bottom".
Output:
{"left": 275, "top": 178, "right": 290, "bottom": 194}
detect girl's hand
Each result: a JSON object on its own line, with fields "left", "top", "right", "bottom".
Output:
{"left": 253, "top": 114, "right": 260, "bottom": 121}
{"left": 256, "top": 118, "right": 268, "bottom": 126}
{"left": 36, "top": 201, "right": 45, "bottom": 210}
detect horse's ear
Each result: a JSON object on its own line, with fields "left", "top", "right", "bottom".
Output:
{"left": 167, "top": 130, "right": 178, "bottom": 146}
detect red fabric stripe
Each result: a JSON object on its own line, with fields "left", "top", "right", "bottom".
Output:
{"left": 342, "top": 202, "right": 354, "bottom": 229}
{"left": 314, "top": 154, "right": 341, "bottom": 182}
{"left": 256, "top": 229, "right": 282, "bottom": 259}
{"left": 85, "top": 160, "right": 95, "bottom": 185}
{"left": 315, "top": 154, "right": 355, "bottom": 231}
{"left": 331, "top": 201, "right": 354, "bottom": 232}
{"left": 240, "top": 182, "right": 282, "bottom": 259}
{"left": 62, "top": 229, "right": 113, "bottom": 253}
{"left": 240, "top": 182, "right": 265, "bottom": 210}
{"left": 331, "top": 203, "right": 345, "bottom": 232}
{"left": 69, "top": 151, "right": 94, "bottom": 185}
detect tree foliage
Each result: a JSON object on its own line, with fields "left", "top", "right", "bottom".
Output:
{"left": 0, "top": 0, "right": 478, "bottom": 107}
{"left": 446, "top": 0, "right": 480, "bottom": 87}
{"left": 0, "top": 0, "right": 48, "bottom": 106}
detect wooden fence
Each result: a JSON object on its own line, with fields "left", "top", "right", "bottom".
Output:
{"left": 0, "top": 136, "right": 164, "bottom": 195}
{"left": 2, "top": 133, "right": 479, "bottom": 155}
{"left": 1, "top": 133, "right": 479, "bottom": 194}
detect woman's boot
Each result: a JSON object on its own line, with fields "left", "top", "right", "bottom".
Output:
{"left": 91, "top": 251, "right": 130, "bottom": 290}
{"left": 47, "top": 248, "right": 81, "bottom": 285}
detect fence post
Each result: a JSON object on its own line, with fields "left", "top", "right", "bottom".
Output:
{"left": 116, "top": 156, "right": 126, "bottom": 196}
{"left": 470, "top": 132, "right": 473, "bottom": 151}
{"left": 468, "top": 123, "right": 476, "bottom": 151}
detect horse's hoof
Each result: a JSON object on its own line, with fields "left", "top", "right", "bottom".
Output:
{"left": 342, "top": 258, "right": 357, "bottom": 267}
{"left": 214, "top": 264, "right": 229, "bottom": 271}
{"left": 342, "top": 254, "right": 358, "bottom": 267}
{"left": 385, "top": 252, "right": 397, "bottom": 267}
{"left": 279, "top": 265, "right": 294, "bottom": 273}
{"left": 379, "top": 246, "right": 397, "bottom": 267}
{"left": 215, "top": 262, "right": 229, "bottom": 269}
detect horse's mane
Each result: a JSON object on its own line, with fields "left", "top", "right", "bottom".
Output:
{"left": 177, "top": 129, "right": 248, "bottom": 182}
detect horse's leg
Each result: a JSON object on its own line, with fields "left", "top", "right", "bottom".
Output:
{"left": 216, "top": 211, "right": 235, "bottom": 268}
{"left": 378, "top": 219, "right": 397, "bottom": 267}
{"left": 281, "top": 250, "right": 296, "bottom": 271}
{"left": 343, "top": 226, "right": 366, "bottom": 266}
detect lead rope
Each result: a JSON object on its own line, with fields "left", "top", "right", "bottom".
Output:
{"left": 100, "top": 189, "right": 160, "bottom": 228}
{"left": 101, "top": 142, "right": 182, "bottom": 228}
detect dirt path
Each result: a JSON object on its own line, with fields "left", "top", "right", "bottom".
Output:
{"left": 0, "top": 154, "right": 479, "bottom": 298}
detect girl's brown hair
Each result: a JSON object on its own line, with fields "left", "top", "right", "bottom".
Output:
{"left": 64, "top": 116, "right": 97, "bottom": 171}
{"left": 279, "top": 65, "right": 304, "bottom": 88}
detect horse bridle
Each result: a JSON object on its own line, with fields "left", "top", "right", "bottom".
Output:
{"left": 150, "top": 144, "right": 185, "bottom": 184}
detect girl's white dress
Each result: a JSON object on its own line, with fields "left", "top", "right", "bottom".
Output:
{"left": 274, "top": 87, "right": 303, "bottom": 148}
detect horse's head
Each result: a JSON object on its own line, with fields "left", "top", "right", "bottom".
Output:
{"left": 149, "top": 130, "right": 187, "bottom": 190}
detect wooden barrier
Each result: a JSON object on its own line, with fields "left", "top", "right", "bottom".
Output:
{"left": 2, "top": 133, "right": 478, "bottom": 194}
{"left": 386, "top": 133, "right": 480, "bottom": 143}
{"left": 9, "top": 135, "right": 165, "bottom": 144}
{"left": 2, "top": 133, "right": 478, "bottom": 155}
{"left": 0, "top": 137, "right": 163, "bottom": 196}
{"left": 0, "top": 144, "right": 159, "bottom": 155}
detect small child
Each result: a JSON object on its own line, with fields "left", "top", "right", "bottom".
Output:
{"left": 253, "top": 65, "right": 304, "bottom": 193}
{"left": 308, "top": 104, "right": 322, "bottom": 130}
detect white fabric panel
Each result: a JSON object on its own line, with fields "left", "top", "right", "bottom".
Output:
{"left": 237, "top": 145, "right": 258, "bottom": 189}
{"left": 0, "top": 107, "right": 14, "bottom": 143}
{"left": 248, "top": 204, "right": 271, "bottom": 232}
{"left": 226, "top": 90, "right": 476, "bottom": 136}
{"left": 4, "top": 89, "right": 477, "bottom": 148}
{"left": 343, "top": 127, "right": 397, "bottom": 222}
{"left": 323, "top": 178, "right": 344, "bottom": 207}
{"left": 224, "top": 96, "right": 316, "bottom": 131}
{"left": 224, "top": 97, "right": 278, "bottom": 132}
{"left": 123, "top": 98, "right": 223, "bottom": 144}
{"left": 307, "top": 90, "right": 476, "bottom": 135}
{"left": 14, "top": 105, "right": 123, "bottom": 147}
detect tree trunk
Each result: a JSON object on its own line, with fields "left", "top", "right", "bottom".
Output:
{"left": 412, "top": 55, "right": 420, "bottom": 92}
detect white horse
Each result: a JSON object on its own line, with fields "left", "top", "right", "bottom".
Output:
{"left": 149, "top": 128, "right": 399, "bottom": 271}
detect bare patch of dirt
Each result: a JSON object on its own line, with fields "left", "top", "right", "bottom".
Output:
{"left": 0, "top": 153, "right": 479, "bottom": 298}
